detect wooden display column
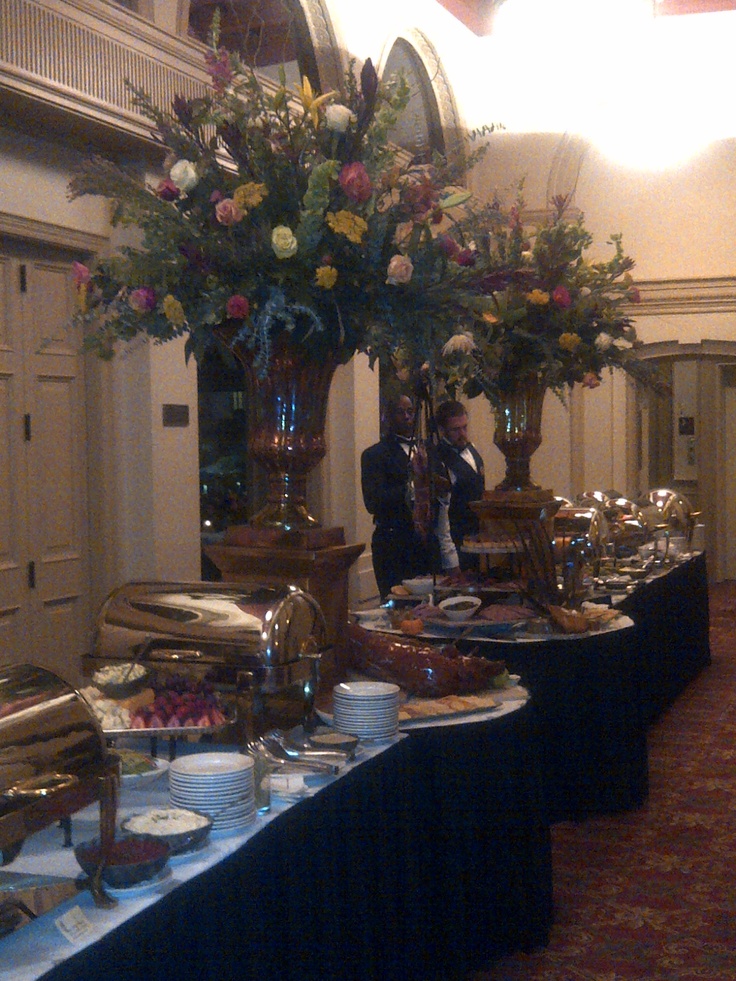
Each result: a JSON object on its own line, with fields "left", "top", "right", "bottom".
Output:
{"left": 205, "top": 525, "right": 364, "bottom": 685}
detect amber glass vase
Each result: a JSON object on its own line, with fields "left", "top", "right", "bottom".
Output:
{"left": 492, "top": 375, "right": 548, "bottom": 493}
{"left": 225, "top": 330, "right": 339, "bottom": 531}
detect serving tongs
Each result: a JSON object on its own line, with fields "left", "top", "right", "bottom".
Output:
{"left": 245, "top": 739, "right": 342, "bottom": 775}
{"left": 264, "top": 731, "right": 349, "bottom": 768}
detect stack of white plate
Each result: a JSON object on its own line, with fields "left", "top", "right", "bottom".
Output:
{"left": 332, "top": 681, "right": 400, "bottom": 739}
{"left": 168, "top": 752, "right": 256, "bottom": 836}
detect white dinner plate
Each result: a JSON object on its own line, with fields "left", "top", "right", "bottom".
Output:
{"left": 169, "top": 752, "right": 252, "bottom": 776}
{"left": 333, "top": 681, "right": 400, "bottom": 698}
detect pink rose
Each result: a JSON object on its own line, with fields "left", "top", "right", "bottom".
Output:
{"left": 215, "top": 198, "right": 243, "bottom": 226}
{"left": 552, "top": 285, "right": 572, "bottom": 309}
{"left": 339, "top": 162, "right": 373, "bottom": 204}
{"left": 72, "top": 261, "right": 90, "bottom": 288}
{"left": 386, "top": 254, "right": 414, "bottom": 285}
{"left": 582, "top": 372, "right": 601, "bottom": 389}
{"left": 129, "top": 287, "right": 156, "bottom": 313}
{"left": 156, "top": 178, "right": 180, "bottom": 202}
{"left": 226, "top": 294, "right": 250, "bottom": 319}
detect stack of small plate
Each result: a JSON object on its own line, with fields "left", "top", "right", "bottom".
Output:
{"left": 168, "top": 752, "right": 256, "bottom": 836}
{"left": 332, "top": 681, "right": 400, "bottom": 739}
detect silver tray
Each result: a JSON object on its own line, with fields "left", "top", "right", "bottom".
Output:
{"left": 103, "top": 721, "right": 229, "bottom": 738}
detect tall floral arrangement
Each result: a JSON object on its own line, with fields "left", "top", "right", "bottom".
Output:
{"left": 440, "top": 190, "right": 654, "bottom": 408}
{"left": 69, "top": 38, "right": 485, "bottom": 377}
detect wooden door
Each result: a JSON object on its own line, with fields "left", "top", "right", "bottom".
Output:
{"left": 0, "top": 243, "right": 89, "bottom": 684}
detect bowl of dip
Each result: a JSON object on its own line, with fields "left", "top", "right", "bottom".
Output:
{"left": 121, "top": 806, "right": 213, "bottom": 856}
{"left": 438, "top": 595, "right": 482, "bottom": 622}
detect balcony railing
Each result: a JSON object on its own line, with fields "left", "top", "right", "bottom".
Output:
{"left": 0, "top": 0, "right": 210, "bottom": 145}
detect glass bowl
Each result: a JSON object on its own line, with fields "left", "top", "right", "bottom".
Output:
{"left": 74, "top": 834, "right": 170, "bottom": 888}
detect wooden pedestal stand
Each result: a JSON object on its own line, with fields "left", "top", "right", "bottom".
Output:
{"left": 470, "top": 488, "right": 561, "bottom": 606}
{"left": 205, "top": 525, "right": 364, "bottom": 686}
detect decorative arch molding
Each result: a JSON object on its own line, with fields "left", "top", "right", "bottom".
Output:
{"left": 375, "top": 29, "right": 466, "bottom": 173}
{"left": 636, "top": 338, "right": 736, "bottom": 361}
{"left": 295, "top": 0, "right": 344, "bottom": 94}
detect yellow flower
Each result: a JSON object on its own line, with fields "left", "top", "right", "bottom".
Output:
{"left": 315, "top": 265, "right": 338, "bottom": 289}
{"left": 526, "top": 289, "right": 550, "bottom": 306}
{"left": 481, "top": 311, "right": 499, "bottom": 324}
{"left": 163, "top": 294, "right": 186, "bottom": 327}
{"left": 326, "top": 210, "right": 368, "bottom": 244}
{"left": 559, "top": 332, "right": 582, "bottom": 352}
{"left": 295, "top": 75, "right": 334, "bottom": 128}
{"left": 233, "top": 182, "right": 267, "bottom": 212}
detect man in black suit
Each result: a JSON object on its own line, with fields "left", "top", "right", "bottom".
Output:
{"left": 361, "top": 396, "right": 441, "bottom": 601}
{"left": 435, "top": 400, "right": 486, "bottom": 572}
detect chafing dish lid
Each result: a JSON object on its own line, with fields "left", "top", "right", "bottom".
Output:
{"left": 91, "top": 581, "right": 326, "bottom": 667}
{"left": 0, "top": 663, "right": 105, "bottom": 798}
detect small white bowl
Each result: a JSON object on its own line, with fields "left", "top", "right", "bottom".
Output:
{"left": 402, "top": 577, "right": 435, "bottom": 596}
{"left": 438, "top": 595, "right": 482, "bottom": 622}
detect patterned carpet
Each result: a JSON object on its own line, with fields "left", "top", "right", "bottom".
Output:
{"left": 471, "top": 581, "right": 736, "bottom": 981}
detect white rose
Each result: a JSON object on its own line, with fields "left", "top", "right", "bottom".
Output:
{"left": 169, "top": 159, "right": 199, "bottom": 193}
{"left": 271, "top": 225, "right": 298, "bottom": 259}
{"left": 594, "top": 331, "right": 613, "bottom": 352}
{"left": 325, "top": 104, "right": 355, "bottom": 133}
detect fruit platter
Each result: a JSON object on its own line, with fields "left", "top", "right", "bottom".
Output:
{"left": 80, "top": 672, "right": 231, "bottom": 737}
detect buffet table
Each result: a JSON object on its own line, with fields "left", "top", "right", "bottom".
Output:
{"left": 462, "top": 619, "right": 646, "bottom": 823}
{"left": 457, "top": 553, "right": 711, "bottom": 823}
{"left": 617, "top": 551, "right": 711, "bottom": 724}
{"left": 4, "top": 697, "right": 552, "bottom": 981}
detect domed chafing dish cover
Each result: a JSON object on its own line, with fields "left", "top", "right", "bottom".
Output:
{"left": 0, "top": 663, "right": 116, "bottom": 864}
{"left": 89, "top": 581, "right": 327, "bottom": 670}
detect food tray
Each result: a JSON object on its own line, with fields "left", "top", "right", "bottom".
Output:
{"left": 352, "top": 610, "right": 527, "bottom": 641}
{"left": 103, "top": 722, "right": 228, "bottom": 738}
{"left": 315, "top": 679, "right": 525, "bottom": 729}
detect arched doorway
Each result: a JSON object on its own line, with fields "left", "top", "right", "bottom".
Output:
{"left": 637, "top": 341, "right": 736, "bottom": 581}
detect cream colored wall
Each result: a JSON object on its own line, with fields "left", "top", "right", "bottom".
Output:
{"left": 0, "top": 126, "right": 202, "bottom": 598}
{"left": 0, "top": 128, "right": 108, "bottom": 236}
{"left": 319, "top": 355, "right": 379, "bottom": 601}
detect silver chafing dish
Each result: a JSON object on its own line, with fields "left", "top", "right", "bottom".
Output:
{"left": 0, "top": 663, "right": 117, "bottom": 866}
{"left": 553, "top": 503, "right": 609, "bottom": 561}
{"left": 84, "top": 581, "right": 327, "bottom": 741}
{"left": 645, "top": 488, "right": 699, "bottom": 547}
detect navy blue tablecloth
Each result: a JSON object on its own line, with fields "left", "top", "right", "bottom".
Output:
{"left": 618, "top": 551, "right": 711, "bottom": 724}
{"left": 462, "top": 623, "right": 647, "bottom": 823}
{"left": 36, "top": 704, "right": 552, "bottom": 981}
{"left": 461, "top": 553, "right": 710, "bottom": 824}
